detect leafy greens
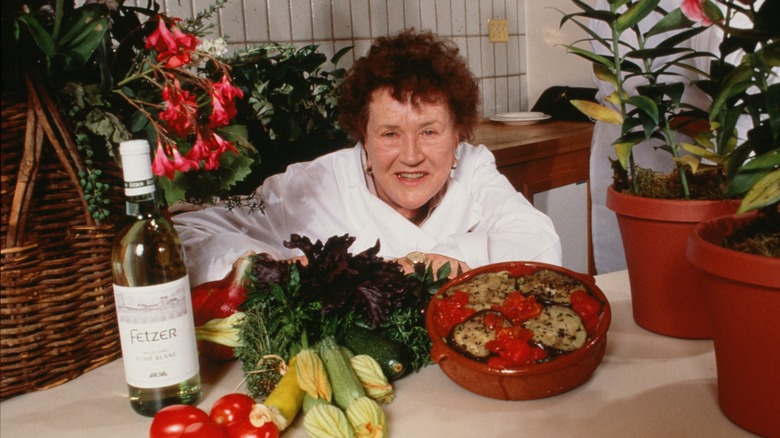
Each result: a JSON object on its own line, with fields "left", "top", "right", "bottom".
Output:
{"left": 235, "top": 234, "right": 450, "bottom": 397}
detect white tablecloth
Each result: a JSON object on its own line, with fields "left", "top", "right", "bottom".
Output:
{"left": 0, "top": 270, "right": 756, "bottom": 437}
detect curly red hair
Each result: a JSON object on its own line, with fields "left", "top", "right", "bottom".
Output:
{"left": 337, "top": 29, "right": 480, "bottom": 144}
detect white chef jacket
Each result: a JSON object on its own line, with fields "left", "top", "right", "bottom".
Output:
{"left": 174, "top": 143, "right": 562, "bottom": 286}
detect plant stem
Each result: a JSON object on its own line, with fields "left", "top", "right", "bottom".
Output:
{"left": 609, "top": 6, "right": 635, "bottom": 192}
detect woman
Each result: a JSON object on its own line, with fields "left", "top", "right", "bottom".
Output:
{"left": 174, "top": 29, "right": 561, "bottom": 286}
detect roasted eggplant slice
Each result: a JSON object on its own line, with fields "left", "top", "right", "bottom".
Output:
{"left": 444, "top": 271, "right": 518, "bottom": 311}
{"left": 447, "top": 310, "right": 510, "bottom": 360}
{"left": 522, "top": 305, "right": 587, "bottom": 352}
{"left": 516, "top": 269, "right": 587, "bottom": 306}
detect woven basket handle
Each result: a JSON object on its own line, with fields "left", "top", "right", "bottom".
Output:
{"left": 5, "top": 73, "right": 94, "bottom": 249}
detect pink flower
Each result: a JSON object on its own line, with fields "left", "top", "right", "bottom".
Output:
{"left": 171, "top": 147, "right": 200, "bottom": 173}
{"left": 145, "top": 17, "right": 200, "bottom": 68}
{"left": 159, "top": 80, "right": 198, "bottom": 137}
{"left": 200, "top": 133, "right": 238, "bottom": 170}
{"left": 145, "top": 17, "right": 178, "bottom": 54}
{"left": 171, "top": 24, "right": 199, "bottom": 52}
{"left": 152, "top": 142, "right": 176, "bottom": 180}
{"left": 214, "top": 74, "right": 243, "bottom": 102}
{"left": 212, "top": 132, "right": 238, "bottom": 155}
{"left": 208, "top": 91, "right": 231, "bottom": 128}
{"left": 185, "top": 131, "right": 210, "bottom": 163}
{"left": 681, "top": 0, "right": 713, "bottom": 25}
{"left": 162, "top": 49, "right": 192, "bottom": 68}
{"left": 208, "top": 75, "right": 243, "bottom": 128}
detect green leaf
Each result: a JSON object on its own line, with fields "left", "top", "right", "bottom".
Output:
{"left": 658, "top": 82, "right": 686, "bottom": 107}
{"left": 702, "top": 0, "right": 724, "bottom": 24}
{"left": 656, "top": 27, "right": 709, "bottom": 52}
{"left": 158, "top": 174, "right": 188, "bottom": 206}
{"left": 674, "top": 155, "right": 702, "bottom": 173}
{"left": 614, "top": 141, "right": 636, "bottom": 170}
{"left": 331, "top": 45, "right": 353, "bottom": 65}
{"left": 570, "top": 99, "right": 623, "bottom": 124}
{"left": 762, "top": 41, "right": 780, "bottom": 67}
{"left": 128, "top": 110, "right": 150, "bottom": 134}
{"left": 625, "top": 95, "right": 658, "bottom": 124}
{"left": 645, "top": 8, "right": 694, "bottom": 37}
{"left": 741, "top": 149, "right": 780, "bottom": 172}
{"left": 738, "top": 169, "right": 780, "bottom": 214}
{"left": 767, "top": 83, "right": 780, "bottom": 137}
{"left": 710, "top": 65, "right": 753, "bottom": 119}
{"left": 557, "top": 11, "right": 614, "bottom": 51}
{"left": 593, "top": 63, "right": 618, "bottom": 87}
{"left": 727, "top": 150, "right": 780, "bottom": 198}
{"left": 16, "top": 15, "right": 55, "bottom": 57}
{"left": 85, "top": 109, "right": 132, "bottom": 144}
{"left": 615, "top": 0, "right": 661, "bottom": 34}
{"left": 682, "top": 143, "right": 722, "bottom": 163}
{"left": 564, "top": 45, "right": 615, "bottom": 70}
{"left": 55, "top": 5, "right": 111, "bottom": 72}
{"left": 625, "top": 46, "right": 691, "bottom": 60}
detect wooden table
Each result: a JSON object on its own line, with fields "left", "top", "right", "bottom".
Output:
{"left": 473, "top": 119, "right": 594, "bottom": 201}
{"left": 474, "top": 119, "right": 595, "bottom": 273}
{"left": 0, "top": 270, "right": 754, "bottom": 437}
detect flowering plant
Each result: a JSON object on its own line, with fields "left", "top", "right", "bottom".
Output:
{"left": 6, "top": 0, "right": 254, "bottom": 217}
{"left": 562, "top": 0, "right": 779, "bottom": 213}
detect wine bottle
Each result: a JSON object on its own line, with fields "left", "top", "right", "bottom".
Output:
{"left": 111, "top": 139, "right": 201, "bottom": 416}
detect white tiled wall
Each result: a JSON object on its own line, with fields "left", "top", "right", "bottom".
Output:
{"left": 157, "top": 0, "right": 529, "bottom": 116}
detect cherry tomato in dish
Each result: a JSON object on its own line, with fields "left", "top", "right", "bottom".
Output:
{"left": 226, "top": 418, "right": 280, "bottom": 438}
{"left": 210, "top": 393, "right": 256, "bottom": 427}
{"left": 149, "top": 404, "right": 210, "bottom": 438}
{"left": 181, "top": 421, "right": 229, "bottom": 437}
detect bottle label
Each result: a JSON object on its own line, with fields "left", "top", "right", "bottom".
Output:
{"left": 119, "top": 139, "right": 156, "bottom": 197}
{"left": 113, "top": 276, "right": 200, "bottom": 388}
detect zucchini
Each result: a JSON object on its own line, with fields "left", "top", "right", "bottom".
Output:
{"left": 342, "top": 326, "right": 411, "bottom": 381}
{"left": 319, "top": 336, "right": 365, "bottom": 410}
{"left": 302, "top": 393, "right": 328, "bottom": 413}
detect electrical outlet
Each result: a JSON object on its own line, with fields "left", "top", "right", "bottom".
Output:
{"left": 488, "top": 19, "right": 509, "bottom": 43}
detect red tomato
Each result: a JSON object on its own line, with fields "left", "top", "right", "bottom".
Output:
{"left": 149, "top": 405, "right": 210, "bottom": 438}
{"left": 181, "top": 421, "right": 229, "bottom": 437}
{"left": 485, "top": 328, "right": 545, "bottom": 369}
{"left": 494, "top": 292, "right": 542, "bottom": 324}
{"left": 226, "top": 418, "right": 280, "bottom": 438}
{"left": 433, "top": 291, "right": 476, "bottom": 335}
{"left": 570, "top": 289, "right": 601, "bottom": 333}
{"left": 209, "top": 393, "right": 256, "bottom": 427}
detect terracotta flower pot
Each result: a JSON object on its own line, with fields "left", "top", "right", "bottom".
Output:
{"left": 687, "top": 211, "right": 780, "bottom": 437}
{"left": 606, "top": 186, "right": 739, "bottom": 338}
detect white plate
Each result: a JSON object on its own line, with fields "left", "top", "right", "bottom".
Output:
{"left": 490, "top": 114, "right": 551, "bottom": 125}
{"left": 491, "top": 111, "right": 547, "bottom": 120}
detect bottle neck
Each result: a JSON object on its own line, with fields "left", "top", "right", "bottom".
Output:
{"left": 125, "top": 192, "right": 160, "bottom": 219}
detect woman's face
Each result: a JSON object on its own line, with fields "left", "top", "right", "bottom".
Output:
{"left": 363, "top": 88, "right": 459, "bottom": 223}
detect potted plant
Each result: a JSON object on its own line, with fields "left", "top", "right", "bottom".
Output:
{"left": 225, "top": 43, "right": 352, "bottom": 197}
{"left": 683, "top": 1, "right": 779, "bottom": 435}
{"left": 560, "top": 0, "right": 764, "bottom": 338}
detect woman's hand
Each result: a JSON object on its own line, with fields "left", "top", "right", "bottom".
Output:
{"left": 395, "top": 252, "right": 469, "bottom": 277}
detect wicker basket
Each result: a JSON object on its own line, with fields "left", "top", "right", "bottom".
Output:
{"left": 0, "top": 74, "right": 124, "bottom": 399}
